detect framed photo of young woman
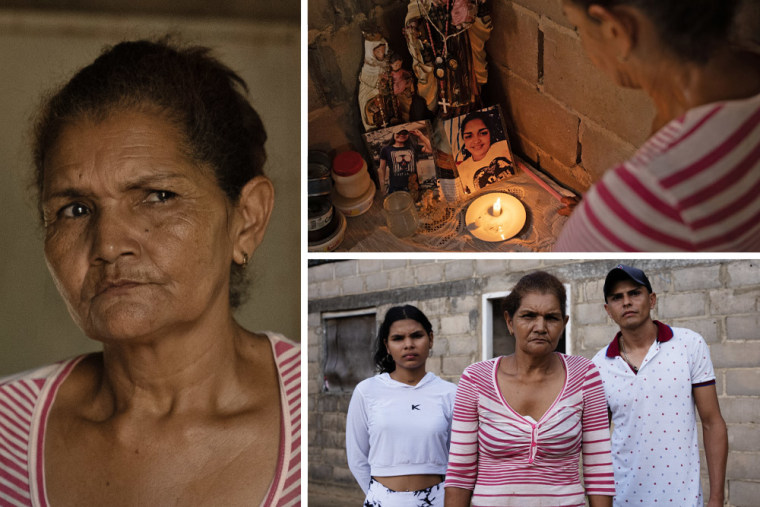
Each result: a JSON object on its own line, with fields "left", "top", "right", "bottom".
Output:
{"left": 442, "top": 105, "right": 515, "bottom": 197}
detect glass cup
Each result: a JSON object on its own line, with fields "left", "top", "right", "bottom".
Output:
{"left": 383, "top": 191, "right": 419, "bottom": 238}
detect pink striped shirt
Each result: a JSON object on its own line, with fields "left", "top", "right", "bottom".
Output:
{"left": 555, "top": 91, "right": 760, "bottom": 251}
{"left": 445, "top": 354, "right": 614, "bottom": 506}
{"left": 0, "top": 332, "right": 300, "bottom": 507}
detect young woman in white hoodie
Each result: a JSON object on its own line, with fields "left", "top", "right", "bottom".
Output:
{"left": 346, "top": 305, "right": 457, "bottom": 506}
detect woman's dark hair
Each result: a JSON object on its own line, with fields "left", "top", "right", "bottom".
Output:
{"left": 460, "top": 110, "right": 494, "bottom": 138}
{"left": 32, "top": 37, "right": 268, "bottom": 309}
{"left": 502, "top": 271, "right": 567, "bottom": 318}
{"left": 568, "top": 0, "right": 740, "bottom": 63}
{"left": 374, "top": 305, "right": 433, "bottom": 373}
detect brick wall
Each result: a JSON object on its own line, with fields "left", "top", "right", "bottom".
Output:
{"left": 308, "top": 0, "right": 656, "bottom": 193}
{"left": 308, "top": 259, "right": 760, "bottom": 506}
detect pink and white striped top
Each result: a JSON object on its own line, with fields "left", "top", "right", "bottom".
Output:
{"left": 0, "top": 332, "right": 300, "bottom": 507}
{"left": 445, "top": 354, "right": 614, "bottom": 506}
{"left": 555, "top": 91, "right": 760, "bottom": 251}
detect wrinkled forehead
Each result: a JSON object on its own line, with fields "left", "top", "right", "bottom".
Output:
{"left": 41, "top": 109, "right": 212, "bottom": 197}
{"left": 44, "top": 102, "right": 190, "bottom": 163}
{"left": 516, "top": 290, "right": 564, "bottom": 312}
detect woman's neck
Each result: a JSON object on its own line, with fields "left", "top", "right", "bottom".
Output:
{"left": 509, "top": 351, "right": 558, "bottom": 378}
{"left": 390, "top": 367, "right": 427, "bottom": 386}
{"left": 643, "top": 49, "right": 760, "bottom": 132}
{"left": 95, "top": 314, "right": 254, "bottom": 418}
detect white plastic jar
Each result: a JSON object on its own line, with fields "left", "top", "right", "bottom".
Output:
{"left": 332, "top": 151, "right": 371, "bottom": 199}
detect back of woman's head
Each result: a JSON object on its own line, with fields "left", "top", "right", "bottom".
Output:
{"left": 502, "top": 271, "right": 567, "bottom": 318}
{"left": 569, "top": 0, "right": 740, "bottom": 63}
{"left": 33, "top": 37, "right": 267, "bottom": 210}
{"left": 374, "top": 305, "right": 433, "bottom": 373}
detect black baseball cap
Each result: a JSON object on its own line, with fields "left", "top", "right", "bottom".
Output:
{"left": 603, "top": 264, "right": 653, "bottom": 301}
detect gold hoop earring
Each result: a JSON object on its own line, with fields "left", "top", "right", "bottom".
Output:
{"left": 241, "top": 252, "right": 249, "bottom": 268}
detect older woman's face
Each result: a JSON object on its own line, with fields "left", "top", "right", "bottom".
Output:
{"left": 462, "top": 118, "right": 491, "bottom": 161}
{"left": 505, "top": 292, "right": 568, "bottom": 356}
{"left": 41, "top": 110, "right": 237, "bottom": 343}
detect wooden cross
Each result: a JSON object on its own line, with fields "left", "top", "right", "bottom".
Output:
{"left": 438, "top": 97, "right": 451, "bottom": 114}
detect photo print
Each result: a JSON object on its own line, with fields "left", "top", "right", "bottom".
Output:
{"left": 363, "top": 120, "right": 438, "bottom": 201}
{"left": 442, "top": 105, "right": 515, "bottom": 197}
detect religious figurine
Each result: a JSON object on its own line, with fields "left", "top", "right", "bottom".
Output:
{"left": 358, "top": 32, "right": 400, "bottom": 130}
{"left": 389, "top": 52, "right": 415, "bottom": 122}
{"left": 404, "top": 0, "right": 492, "bottom": 118}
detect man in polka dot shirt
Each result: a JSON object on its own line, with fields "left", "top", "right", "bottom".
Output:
{"left": 592, "top": 264, "right": 728, "bottom": 507}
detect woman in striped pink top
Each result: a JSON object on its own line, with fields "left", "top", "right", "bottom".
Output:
{"left": 445, "top": 272, "right": 614, "bottom": 506}
{"left": 554, "top": 1, "right": 760, "bottom": 251}
{"left": 0, "top": 39, "right": 299, "bottom": 506}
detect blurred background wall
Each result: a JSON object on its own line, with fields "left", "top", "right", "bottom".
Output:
{"left": 0, "top": 3, "right": 299, "bottom": 375}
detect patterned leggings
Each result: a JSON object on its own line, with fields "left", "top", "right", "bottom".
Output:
{"left": 363, "top": 478, "right": 445, "bottom": 507}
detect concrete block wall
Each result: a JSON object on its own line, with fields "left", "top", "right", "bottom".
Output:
{"left": 308, "top": 0, "right": 656, "bottom": 193}
{"left": 308, "top": 260, "right": 491, "bottom": 504}
{"left": 308, "top": 259, "right": 760, "bottom": 506}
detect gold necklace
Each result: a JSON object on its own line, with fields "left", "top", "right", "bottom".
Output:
{"left": 619, "top": 337, "right": 639, "bottom": 373}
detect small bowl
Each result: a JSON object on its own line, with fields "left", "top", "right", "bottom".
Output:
{"left": 308, "top": 211, "right": 346, "bottom": 252}
{"left": 308, "top": 197, "right": 335, "bottom": 232}
{"left": 308, "top": 163, "right": 332, "bottom": 197}
{"left": 308, "top": 149, "right": 332, "bottom": 168}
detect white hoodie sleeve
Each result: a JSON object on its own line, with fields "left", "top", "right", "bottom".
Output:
{"left": 345, "top": 384, "right": 372, "bottom": 494}
{"left": 445, "top": 385, "right": 457, "bottom": 451}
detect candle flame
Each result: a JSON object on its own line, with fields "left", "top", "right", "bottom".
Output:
{"left": 493, "top": 197, "right": 502, "bottom": 216}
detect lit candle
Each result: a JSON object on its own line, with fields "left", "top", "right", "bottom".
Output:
{"left": 492, "top": 197, "right": 502, "bottom": 217}
{"left": 465, "top": 192, "right": 527, "bottom": 242}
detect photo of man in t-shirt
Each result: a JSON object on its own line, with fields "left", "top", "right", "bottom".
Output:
{"left": 378, "top": 127, "right": 432, "bottom": 194}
